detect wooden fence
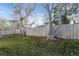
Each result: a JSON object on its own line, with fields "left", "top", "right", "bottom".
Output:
{"left": 0, "top": 30, "right": 16, "bottom": 36}
{"left": 16, "top": 27, "right": 49, "bottom": 37}
{"left": 0, "top": 27, "right": 49, "bottom": 37}
{"left": 1, "top": 24, "right": 79, "bottom": 39}
{"left": 59, "top": 24, "right": 79, "bottom": 39}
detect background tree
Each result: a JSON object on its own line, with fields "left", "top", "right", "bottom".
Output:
{"left": 53, "top": 3, "right": 79, "bottom": 37}
{"left": 53, "top": 4, "right": 69, "bottom": 25}
{"left": 53, "top": 3, "right": 79, "bottom": 25}
{"left": 53, "top": 15, "right": 70, "bottom": 25}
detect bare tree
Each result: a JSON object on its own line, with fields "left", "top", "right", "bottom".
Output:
{"left": 12, "top": 3, "right": 36, "bottom": 36}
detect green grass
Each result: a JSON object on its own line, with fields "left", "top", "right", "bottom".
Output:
{"left": 0, "top": 34, "right": 79, "bottom": 56}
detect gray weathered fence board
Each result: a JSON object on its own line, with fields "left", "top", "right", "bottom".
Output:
{"left": 0, "top": 24, "right": 79, "bottom": 39}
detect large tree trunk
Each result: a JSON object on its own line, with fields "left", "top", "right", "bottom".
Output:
{"left": 48, "top": 17, "right": 54, "bottom": 36}
{"left": 54, "top": 4, "right": 62, "bottom": 38}
{"left": 48, "top": 15, "right": 55, "bottom": 40}
{"left": 47, "top": 4, "right": 55, "bottom": 40}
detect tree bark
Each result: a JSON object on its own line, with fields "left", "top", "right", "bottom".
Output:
{"left": 54, "top": 4, "right": 62, "bottom": 37}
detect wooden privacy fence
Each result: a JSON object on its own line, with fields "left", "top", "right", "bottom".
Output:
{"left": 59, "top": 24, "right": 79, "bottom": 39}
{"left": 0, "top": 27, "right": 49, "bottom": 37}
{"left": 0, "top": 30, "right": 16, "bottom": 36}
{"left": 25, "top": 27, "right": 49, "bottom": 36}
{"left": 17, "top": 27, "right": 49, "bottom": 37}
{"left": 1, "top": 24, "right": 79, "bottom": 39}
{"left": 16, "top": 24, "right": 79, "bottom": 39}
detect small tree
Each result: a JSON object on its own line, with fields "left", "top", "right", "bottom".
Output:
{"left": 12, "top": 3, "right": 36, "bottom": 36}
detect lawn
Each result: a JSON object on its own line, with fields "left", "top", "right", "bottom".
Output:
{"left": 0, "top": 34, "right": 79, "bottom": 56}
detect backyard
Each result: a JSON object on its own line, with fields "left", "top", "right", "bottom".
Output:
{"left": 0, "top": 34, "right": 79, "bottom": 56}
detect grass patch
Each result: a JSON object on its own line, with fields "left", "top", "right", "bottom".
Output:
{"left": 0, "top": 34, "right": 79, "bottom": 56}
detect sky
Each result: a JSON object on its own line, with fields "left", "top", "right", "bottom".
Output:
{"left": 0, "top": 3, "right": 13, "bottom": 20}
{"left": 0, "top": 3, "right": 79, "bottom": 27}
{"left": 0, "top": 3, "right": 46, "bottom": 26}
